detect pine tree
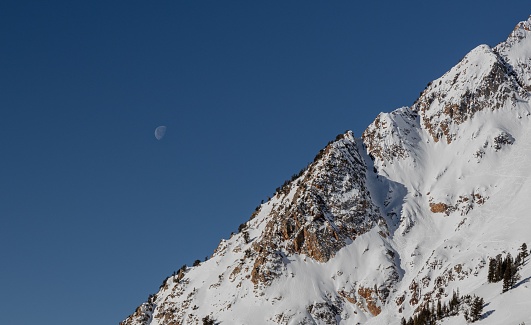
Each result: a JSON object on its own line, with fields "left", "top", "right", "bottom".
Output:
{"left": 511, "top": 260, "right": 521, "bottom": 287}
{"left": 495, "top": 254, "right": 504, "bottom": 282}
{"left": 463, "top": 310, "right": 470, "bottom": 323}
{"left": 202, "top": 315, "right": 215, "bottom": 325}
{"left": 516, "top": 254, "right": 522, "bottom": 268}
{"left": 501, "top": 253, "right": 509, "bottom": 280}
{"left": 519, "top": 243, "right": 528, "bottom": 264}
{"left": 401, "top": 317, "right": 407, "bottom": 325}
{"left": 449, "top": 290, "right": 460, "bottom": 315}
{"left": 503, "top": 254, "right": 514, "bottom": 292}
{"left": 503, "top": 253, "right": 522, "bottom": 292}
{"left": 487, "top": 258, "right": 496, "bottom": 283}
{"left": 469, "top": 296, "right": 484, "bottom": 322}
{"left": 437, "top": 299, "right": 443, "bottom": 320}
{"left": 430, "top": 302, "right": 435, "bottom": 323}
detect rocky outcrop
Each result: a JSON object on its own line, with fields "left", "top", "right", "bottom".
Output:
{"left": 414, "top": 44, "right": 526, "bottom": 143}
{"left": 495, "top": 16, "right": 531, "bottom": 92}
{"left": 362, "top": 107, "right": 420, "bottom": 167}
{"left": 306, "top": 302, "right": 341, "bottom": 325}
{"left": 428, "top": 192, "right": 488, "bottom": 216}
{"left": 120, "top": 296, "right": 155, "bottom": 325}
{"left": 357, "top": 286, "right": 382, "bottom": 316}
{"left": 251, "top": 131, "right": 383, "bottom": 285}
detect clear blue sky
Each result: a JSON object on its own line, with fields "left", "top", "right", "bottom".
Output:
{"left": 1, "top": 1, "right": 528, "bottom": 324}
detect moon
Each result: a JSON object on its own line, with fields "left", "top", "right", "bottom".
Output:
{"left": 154, "top": 126, "right": 167, "bottom": 140}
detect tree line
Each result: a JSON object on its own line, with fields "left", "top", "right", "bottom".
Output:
{"left": 401, "top": 242, "right": 528, "bottom": 324}
{"left": 487, "top": 243, "right": 528, "bottom": 293}
{"left": 401, "top": 290, "right": 483, "bottom": 325}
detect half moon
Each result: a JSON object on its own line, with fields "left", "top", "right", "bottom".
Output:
{"left": 154, "top": 126, "right": 167, "bottom": 140}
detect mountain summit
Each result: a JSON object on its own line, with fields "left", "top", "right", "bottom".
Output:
{"left": 122, "top": 16, "right": 531, "bottom": 325}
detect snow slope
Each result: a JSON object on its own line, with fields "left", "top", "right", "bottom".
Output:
{"left": 122, "top": 16, "right": 531, "bottom": 325}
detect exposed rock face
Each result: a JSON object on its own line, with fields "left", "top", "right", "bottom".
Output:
{"left": 362, "top": 107, "right": 421, "bottom": 167}
{"left": 429, "top": 202, "right": 449, "bottom": 214}
{"left": 413, "top": 44, "right": 526, "bottom": 143}
{"left": 306, "top": 302, "right": 341, "bottom": 325}
{"left": 251, "top": 131, "right": 382, "bottom": 285}
{"left": 428, "top": 192, "right": 487, "bottom": 216}
{"left": 357, "top": 286, "right": 382, "bottom": 316}
{"left": 121, "top": 298, "right": 155, "bottom": 325}
{"left": 121, "top": 131, "right": 395, "bottom": 325}
{"left": 495, "top": 17, "right": 531, "bottom": 92}
{"left": 492, "top": 131, "right": 515, "bottom": 150}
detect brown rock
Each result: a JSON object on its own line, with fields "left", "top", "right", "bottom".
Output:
{"left": 358, "top": 286, "right": 382, "bottom": 316}
{"left": 429, "top": 202, "right": 449, "bottom": 214}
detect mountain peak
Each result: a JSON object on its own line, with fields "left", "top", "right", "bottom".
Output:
{"left": 507, "top": 15, "right": 531, "bottom": 42}
{"left": 122, "top": 15, "right": 531, "bottom": 325}
{"left": 409, "top": 16, "right": 531, "bottom": 144}
{"left": 494, "top": 16, "right": 531, "bottom": 92}
{"left": 413, "top": 41, "right": 526, "bottom": 143}
{"left": 250, "top": 130, "right": 383, "bottom": 285}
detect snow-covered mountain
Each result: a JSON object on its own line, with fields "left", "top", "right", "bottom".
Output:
{"left": 121, "top": 17, "right": 531, "bottom": 325}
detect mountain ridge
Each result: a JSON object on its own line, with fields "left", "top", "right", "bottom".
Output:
{"left": 122, "top": 16, "right": 531, "bottom": 325}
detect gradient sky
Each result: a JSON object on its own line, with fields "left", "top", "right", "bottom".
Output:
{"left": 1, "top": 1, "right": 529, "bottom": 324}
